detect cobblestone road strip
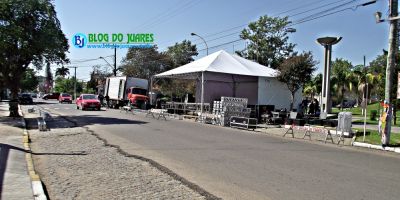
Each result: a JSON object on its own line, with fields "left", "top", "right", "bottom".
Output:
{"left": 26, "top": 111, "right": 215, "bottom": 200}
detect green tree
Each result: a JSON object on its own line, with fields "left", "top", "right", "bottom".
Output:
{"left": 165, "top": 40, "right": 197, "bottom": 67}
{"left": 0, "top": 0, "right": 69, "bottom": 116}
{"left": 44, "top": 62, "right": 53, "bottom": 93}
{"left": 87, "top": 65, "right": 112, "bottom": 94}
{"left": 121, "top": 46, "right": 172, "bottom": 80}
{"left": 20, "top": 68, "right": 39, "bottom": 92}
{"left": 331, "top": 58, "right": 356, "bottom": 110}
{"left": 237, "top": 15, "right": 295, "bottom": 69}
{"left": 54, "top": 77, "right": 82, "bottom": 94}
{"left": 277, "top": 52, "right": 317, "bottom": 110}
{"left": 303, "top": 73, "right": 322, "bottom": 100}
{"left": 367, "top": 53, "right": 400, "bottom": 100}
{"left": 161, "top": 40, "right": 198, "bottom": 98}
{"left": 55, "top": 66, "right": 70, "bottom": 78}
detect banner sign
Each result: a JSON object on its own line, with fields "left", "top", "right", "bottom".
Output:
{"left": 378, "top": 101, "right": 392, "bottom": 146}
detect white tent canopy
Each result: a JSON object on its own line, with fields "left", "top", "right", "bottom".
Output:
{"left": 154, "top": 50, "right": 278, "bottom": 79}
{"left": 153, "top": 50, "right": 302, "bottom": 116}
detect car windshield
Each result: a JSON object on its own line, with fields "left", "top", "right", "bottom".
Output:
{"left": 62, "top": 94, "right": 71, "bottom": 97}
{"left": 82, "top": 95, "right": 96, "bottom": 100}
{"left": 21, "top": 94, "right": 31, "bottom": 97}
{"left": 132, "top": 88, "right": 147, "bottom": 96}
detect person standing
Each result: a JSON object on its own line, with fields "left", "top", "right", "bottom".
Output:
{"left": 98, "top": 93, "right": 104, "bottom": 106}
{"left": 105, "top": 95, "right": 110, "bottom": 108}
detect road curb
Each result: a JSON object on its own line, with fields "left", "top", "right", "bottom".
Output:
{"left": 352, "top": 141, "right": 400, "bottom": 154}
{"left": 19, "top": 105, "right": 48, "bottom": 200}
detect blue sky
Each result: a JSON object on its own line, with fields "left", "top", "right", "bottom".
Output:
{"left": 51, "top": 0, "right": 389, "bottom": 80}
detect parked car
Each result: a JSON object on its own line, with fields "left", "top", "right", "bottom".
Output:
{"left": 42, "top": 93, "right": 60, "bottom": 100}
{"left": 59, "top": 93, "right": 72, "bottom": 104}
{"left": 76, "top": 94, "right": 101, "bottom": 110}
{"left": 335, "top": 100, "right": 356, "bottom": 109}
{"left": 18, "top": 93, "right": 33, "bottom": 105}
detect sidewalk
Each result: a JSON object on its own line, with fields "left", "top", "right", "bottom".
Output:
{"left": 0, "top": 101, "right": 34, "bottom": 199}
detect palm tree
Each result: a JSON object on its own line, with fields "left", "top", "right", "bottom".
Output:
{"left": 55, "top": 66, "right": 69, "bottom": 77}
{"left": 331, "top": 58, "right": 355, "bottom": 110}
{"left": 358, "top": 72, "right": 382, "bottom": 102}
{"left": 303, "top": 73, "right": 322, "bottom": 101}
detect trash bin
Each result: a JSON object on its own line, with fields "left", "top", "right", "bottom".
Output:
{"left": 338, "top": 112, "right": 352, "bottom": 136}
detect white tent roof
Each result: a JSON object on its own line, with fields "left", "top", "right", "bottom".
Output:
{"left": 155, "top": 50, "right": 278, "bottom": 78}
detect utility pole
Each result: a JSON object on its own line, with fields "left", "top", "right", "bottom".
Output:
{"left": 72, "top": 67, "right": 77, "bottom": 101}
{"left": 363, "top": 55, "right": 367, "bottom": 142}
{"left": 383, "top": 0, "right": 398, "bottom": 145}
{"left": 114, "top": 47, "right": 117, "bottom": 76}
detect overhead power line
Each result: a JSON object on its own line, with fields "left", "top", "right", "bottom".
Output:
{"left": 192, "top": 0, "right": 358, "bottom": 48}
{"left": 135, "top": 0, "right": 201, "bottom": 31}
{"left": 196, "top": 0, "right": 373, "bottom": 53}
{"left": 160, "top": 0, "right": 354, "bottom": 49}
{"left": 69, "top": 55, "right": 114, "bottom": 64}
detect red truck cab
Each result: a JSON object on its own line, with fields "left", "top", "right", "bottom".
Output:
{"left": 127, "top": 87, "right": 149, "bottom": 108}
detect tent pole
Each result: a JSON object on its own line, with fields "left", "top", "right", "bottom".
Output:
{"left": 201, "top": 71, "right": 204, "bottom": 119}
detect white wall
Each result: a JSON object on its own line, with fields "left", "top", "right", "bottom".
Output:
{"left": 258, "top": 77, "right": 302, "bottom": 110}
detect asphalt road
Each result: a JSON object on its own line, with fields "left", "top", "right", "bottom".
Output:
{"left": 29, "top": 100, "right": 400, "bottom": 200}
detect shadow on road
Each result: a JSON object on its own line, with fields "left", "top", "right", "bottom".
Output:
{"left": 24, "top": 114, "right": 147, "bottom": 130}
{"left": 0, "top": 117, "right": 23, "bottom": 128}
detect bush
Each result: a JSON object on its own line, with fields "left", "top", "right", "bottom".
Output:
{"left": 370, "top": 110, "right": 378, "bottom": 121}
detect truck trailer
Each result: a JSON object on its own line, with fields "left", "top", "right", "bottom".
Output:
{"left": 104, "top": 76, "right": 149, "bottom": 109}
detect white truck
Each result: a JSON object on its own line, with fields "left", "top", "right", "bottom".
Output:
{"left": 104, "top": 76, "right": 149, "bottom": 109}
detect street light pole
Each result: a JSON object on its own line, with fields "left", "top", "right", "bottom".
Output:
{"left": 191, "top": 32, "right": 208, "bottom": 55}
{"left": 191, "top": 33, "right": 209, "bottom": 121}
{"left": 316, "top": 37, "right": 342, "bottom": 114}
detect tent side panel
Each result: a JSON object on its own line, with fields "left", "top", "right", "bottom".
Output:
{"left": 195, "top": 72, "right": 234, "bottom": 103}
{"left": 195, "top": 72, "right": 258, "bottom": 104}
{"left": 258, "top": 77, "right": 302, "bottom": 110}
{"left": 234, "top": 76, "right": 258, "bottom": 105}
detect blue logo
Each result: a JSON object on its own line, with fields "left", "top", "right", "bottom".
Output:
{"left": 72, "top": 33, "right": 87, "bottom": 48}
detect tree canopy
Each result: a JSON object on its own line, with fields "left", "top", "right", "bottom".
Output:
{"left": 87, "top": 65, "right": 113, "bottom": 94}
{"left": 331, "top": 58, "right": 355, "bottom": 109}
{"left": 0, "top": 0, "right": 69, "bottom": 116}
{"left": 237, "top": 15, "right": 296, "bottom": 69}
{"left": 55, "top": 66, "right": 70, "bottom": 78}
{"left": 20, "top": 68, "right": 39, "bottom": 92}
{"left": 165, "top": 40, "right": 197, "bottom": 67}
{"left": 121, "top": 46, "right": 172, "bottom": 80}
{"left": 277, "top": 52, "right": 317, "bottom": 110}
{"left": 121, "top": 41, "right": 198, "bottom": 99}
